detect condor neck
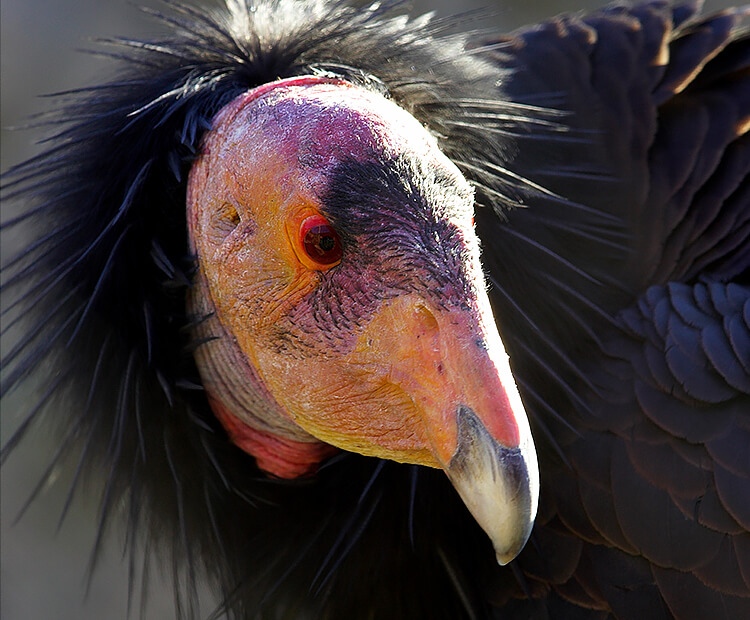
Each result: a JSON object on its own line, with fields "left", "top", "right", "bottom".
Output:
{"left": 188, "top": 271, "right": 337, "bottom": 478}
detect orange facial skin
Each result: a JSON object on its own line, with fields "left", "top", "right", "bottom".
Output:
{"left": 188, "top": 76, "right": 527, "bottom": 469}
{"left": 187, "top": 77, "right": 538, "bottom": 562}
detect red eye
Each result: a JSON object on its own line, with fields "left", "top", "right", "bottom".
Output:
{"left": 300, "top": 215, "right": 343, "bottom": 267}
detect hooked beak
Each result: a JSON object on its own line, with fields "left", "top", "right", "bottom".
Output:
{"left": 447, "top": 406, "right": 536, "bottom": 564}
{"left": 352, "top": 294, "right": 539, "bottom": 564}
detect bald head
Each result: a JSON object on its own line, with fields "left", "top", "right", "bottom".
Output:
{"left": 186, "top": 75, "right": 537, "bottom": 561}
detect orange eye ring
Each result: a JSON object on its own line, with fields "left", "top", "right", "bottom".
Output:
{"left": 299, "top": 214, "right": 343, "bottom": 269}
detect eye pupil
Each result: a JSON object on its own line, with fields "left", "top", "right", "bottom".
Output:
{"left": 319, "top": 235, "right": 335, "bottom": 252}
{"left": 301, "top": 217, "right": 343, "bottom": 267}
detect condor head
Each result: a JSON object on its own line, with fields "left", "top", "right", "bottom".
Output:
{"left": 187, "top": 77, "right": 538, "bottom": 564}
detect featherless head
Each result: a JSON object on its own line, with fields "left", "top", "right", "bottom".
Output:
{"left": 186, "top": 74, "right": 538, "bottom": 560}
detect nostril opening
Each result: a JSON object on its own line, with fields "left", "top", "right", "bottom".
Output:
{"left": 414, "top": 303, "right": 438, "bottom": 331}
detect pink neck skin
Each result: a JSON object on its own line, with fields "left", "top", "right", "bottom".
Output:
{"left": 209, "top": 395, "right": 338, "bottom": 479}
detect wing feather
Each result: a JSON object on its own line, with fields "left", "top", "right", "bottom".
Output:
{"left": 477, "top": 3, "right": 750, "bottom": 616}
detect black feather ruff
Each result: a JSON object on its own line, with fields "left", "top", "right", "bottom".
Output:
{"left": 0, "top": 1, "right": 544, "bottom": 617}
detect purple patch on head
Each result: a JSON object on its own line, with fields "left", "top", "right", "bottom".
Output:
{"left": 214, "top": 75, "right": 452, "bottom": 195}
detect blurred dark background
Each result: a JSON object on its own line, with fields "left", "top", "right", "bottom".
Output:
{"left": 0, "top": 0, "right": 736, "bottom": 618}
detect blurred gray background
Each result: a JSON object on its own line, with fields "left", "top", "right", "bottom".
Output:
{"left": 0, "top": 0, "right": 736, "bottom": 618}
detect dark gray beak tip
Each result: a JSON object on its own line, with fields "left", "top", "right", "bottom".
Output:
{"left": 446, "top": 406, "right": 538, "bottom": 565}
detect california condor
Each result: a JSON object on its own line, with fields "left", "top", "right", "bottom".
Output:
{"left": 1, "top": 0, "right": 749, "bottom": 618}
